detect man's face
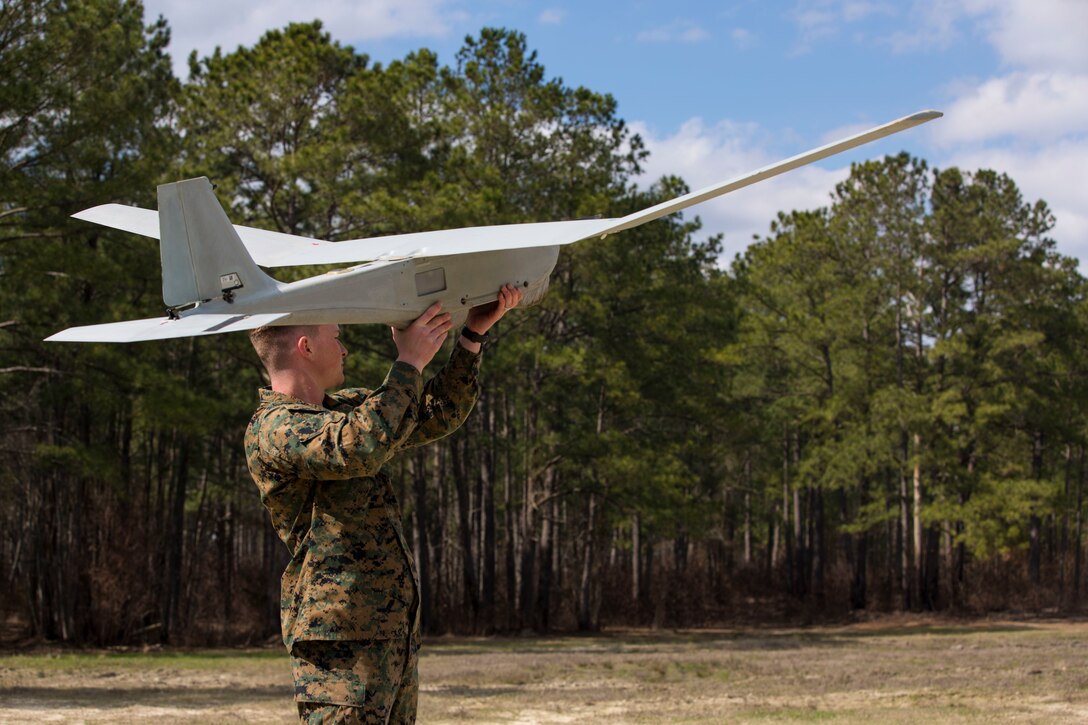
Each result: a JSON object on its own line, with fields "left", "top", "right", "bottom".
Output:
{"left": 307, "top": 324, "right": 347, "bottom": 390}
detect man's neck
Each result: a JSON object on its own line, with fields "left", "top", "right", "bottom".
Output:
{"left": 269, "top": 372, "right": 326, "bottom": 406}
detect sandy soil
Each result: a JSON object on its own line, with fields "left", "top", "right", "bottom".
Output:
{"left": 2, "top": 617, "right": 1087, "bottom": 723}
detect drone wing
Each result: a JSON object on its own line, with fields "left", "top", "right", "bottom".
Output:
{"left": 44, "top": 312, "right": 290, "bottom": 343}
{"left": 72, "top": 204, "right": 620, "bottom": 267}
{"left": 74, "top": 110, "right": 941, "bottom": 267}
{"left": 600, "top": 109, "right": 941, "bottom": 235}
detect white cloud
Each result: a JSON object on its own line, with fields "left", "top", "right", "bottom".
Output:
{"left": 964, "top": 0, "right": 1088, "bottom": 73}
{"left": 886, "top": 0, "right": 1088, "bottom": 68}
{"left": 631, "top": 118, "right": 848, "bottom": 262}
{"left": 841, "top": 1, "right": 894, "bottom": 22}
{"left": 731, "top": 27, "right": 757, "bottom": 50}
{"left": 538, "top": 8, "right": 565, "bottom": 25}
{"left": 789, "top": 6, "right": 838, "bottom": 50}
{"left": 934, "top": 72, "right": 1088, "bottom": 146}
{"left": 636, "top": 19, "right": 709, "bottom": 44}
{"left": 788, "top": 0, "right": 895, "bottom": 53}
{"left": 882, "top": 0, "right": 963, "bottom": 52}
{"left": 143, "top": 0, "right": 461, "bottom": 77}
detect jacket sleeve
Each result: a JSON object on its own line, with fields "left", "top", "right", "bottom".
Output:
{"left": 399, "top": 343, "right": 482, "bottom": 450}
{"left": 263, "top": 362, "right": 424, "bottom": 480}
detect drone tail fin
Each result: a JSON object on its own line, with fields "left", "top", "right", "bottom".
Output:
{"left": 157, "top": 178, "right": 279, "bottom": 308}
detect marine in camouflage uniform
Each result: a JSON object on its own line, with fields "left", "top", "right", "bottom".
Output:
{"left": 245, "top": 286, "right": 521, "bottom": 725}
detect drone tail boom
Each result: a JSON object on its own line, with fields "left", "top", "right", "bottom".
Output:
{"left": 157, "top": 178, "right": 279, "bottom": 308}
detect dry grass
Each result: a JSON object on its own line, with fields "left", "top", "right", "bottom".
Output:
{"left": 1, "top": 616, "right": 1086, "bottom": 723}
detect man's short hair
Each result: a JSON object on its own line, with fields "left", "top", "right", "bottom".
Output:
{"left": 249, "top": 324, "right": 319, "bottom": 372}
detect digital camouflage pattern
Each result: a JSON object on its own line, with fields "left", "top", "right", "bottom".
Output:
{"left": 293, "top": 638, "right": 419, "bottom": 721}
{"left": 245, "top": 344, "right": 480, "bottom": 649}
{"left": 298, "top": 701, "right": 409, "bottom": 725}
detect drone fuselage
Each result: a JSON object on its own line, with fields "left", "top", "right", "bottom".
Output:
{"left": 191, "top": 245, "right": 559, "bottom": 331}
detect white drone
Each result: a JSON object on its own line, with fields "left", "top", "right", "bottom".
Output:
{"left": 46, "top": 110, "right": 941, "bottom": 343}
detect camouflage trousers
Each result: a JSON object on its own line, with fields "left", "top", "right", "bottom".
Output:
{"left": 292, "top": 635, "right": 420, "bottom": 725}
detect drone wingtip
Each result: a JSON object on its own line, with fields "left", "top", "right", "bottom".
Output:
{"left": 909, "top": 109, "right": 943, "bottom": 123}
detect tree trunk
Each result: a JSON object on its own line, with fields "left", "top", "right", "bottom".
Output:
{"left": 900, "top": 432, "right": 913, "bottom": 611}
{"left": 1074, "top": 445, "right": 1084, "bottom": 605}
{"left": 518, "top": 384, "right": 538, "bottom": 630}
{"left": 1029, "top": 431, "right": 1043, "bottom": 585}
{"left": 537, "top": 469, "right": 554, "bottom": 632}
{"left": 923, "top": 525, "right": 940, "bottom": 610}
{"left": 813, "top": 487, "right": 825, "bottom": 603}
{"left": 502, "top": 391, "right": 517, "bottom": 630}
{"left": 161, "top": 433, "right": 189, "bottom": 643}
{"left": 481, "top": 399, "right": 496, "bottom": 631}
{"left": 411, "top": 451, "right": 433, "bottom": 633}
{"left": 577, "top": 493, "right": 597, "bottom": 631}
{"left": 432, "top": 445, "right": 447, "bottom": 632}
{"left": 452, "top": 437, "right": 480, "bottom": 629}
{"left": 913, "top": 432, "right": 924, "bottom": 606}
{"left": 782, "top": 426, "right": 793, "bottom": 591}
{"left": 744, "top": 452, "right": 752, "bottom": 565}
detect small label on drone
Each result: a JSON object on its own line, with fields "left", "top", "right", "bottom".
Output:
{"left": 220, "top": 273, "right": 243, "bottom": 290}
{"left": 415, "top": 268, "right": 446, "bottom": 296}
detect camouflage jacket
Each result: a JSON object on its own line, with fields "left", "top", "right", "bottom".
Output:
{"left": 245, "top": 344, "right": 481, "bottom": 649}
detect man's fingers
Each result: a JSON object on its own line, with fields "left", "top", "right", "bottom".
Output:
{"left": 414, "top": 302, "right": 444, "bottom": 327}
{"left": 500, "top": 284, "right": 522, "bottom": 309}
{"left": 426, "top": 312, "right": 452, "bottom": 330}
{"left": 419, "top": 310, "right": 450, "bottom": 331}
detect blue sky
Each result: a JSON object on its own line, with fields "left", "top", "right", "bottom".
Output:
{"left": 143, "top": 0, "right": 1088, "bottom": 266}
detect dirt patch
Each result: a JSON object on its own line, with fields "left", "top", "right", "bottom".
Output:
{"left": 2, "top": 618, "right": 1087, "bottom": 723}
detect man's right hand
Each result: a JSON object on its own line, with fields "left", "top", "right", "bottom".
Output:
{"left": 392, "top": 302, "right": 452, "bottom": 373}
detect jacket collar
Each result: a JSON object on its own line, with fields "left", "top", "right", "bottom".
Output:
{"left": 257, "top": 386, "right": 337, "bottom": 410}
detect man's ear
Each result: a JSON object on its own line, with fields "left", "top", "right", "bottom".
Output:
{"left": 295, "top": 333, "right": 313, "bottom": 360}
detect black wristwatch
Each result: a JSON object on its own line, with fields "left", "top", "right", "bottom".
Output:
{"left": 460, "top": 326, "right": 490, "bottom": 344}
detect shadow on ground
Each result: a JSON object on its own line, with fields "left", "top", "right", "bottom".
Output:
{"left": 0, "top": 684, "right": 284, "bottom": 709}
{"left": 423, "top": 621, "right": 1043, "bottom": 658}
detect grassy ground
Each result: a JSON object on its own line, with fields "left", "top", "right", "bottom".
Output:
{"left": 1, "top": 617, "right": 1086, "bottom": 723}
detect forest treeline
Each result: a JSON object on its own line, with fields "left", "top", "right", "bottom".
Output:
{"left": 1, "top": 0, "right": 1085, "bottom": 646}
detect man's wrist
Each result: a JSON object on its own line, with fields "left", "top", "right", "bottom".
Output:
{"left": 394, "top": 357, "right": 424, "bottom": 374}
{"left": 457, "top": 335, "right": 482, "bottom": 355}
{"left": 460, "top": 325, "right": 490, "bottom": 344}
